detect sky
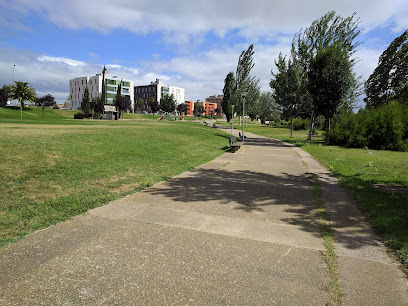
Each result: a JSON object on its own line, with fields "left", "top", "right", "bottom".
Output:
{"left": 0, "top": 0, "right": 407, "bottom": 108}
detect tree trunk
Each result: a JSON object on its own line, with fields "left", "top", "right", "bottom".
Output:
{"left": 42, "top": 106, "right": 44, "bottom": 119}
{"left": 290, "top": 117, "right": 293, "bottom": 138}
{"left": 307, "top": 111, "right": 315, "bottom": 141}
{"left": 327, "top": 117, "right": 331, "bottom": 144}
{"left": 20, "top": 100, "right": 23, "bottom": 120}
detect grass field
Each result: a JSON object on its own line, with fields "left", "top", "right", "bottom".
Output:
{"left": 0, "top": 107, "right": 229, "bottom": 246}
{"left": 226, "top": 120, "right": 408, "bottom": 267}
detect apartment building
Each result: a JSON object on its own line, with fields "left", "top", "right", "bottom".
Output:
{"left": 205, "top": 95, "right": 224, "bottom": 117}
{"left": 69, "top": 69, "right": 134, "bottom": 111}
{"left": 134, "top": 79, "right": 185, "bottom": 110}
{"left": 184, "top": 100, "right": 194, "bottom": 116}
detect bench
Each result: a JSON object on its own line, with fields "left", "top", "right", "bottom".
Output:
{"left": 229, "top": 136, "right": 243, "bottom": 152}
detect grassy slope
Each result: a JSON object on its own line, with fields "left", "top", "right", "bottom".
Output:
{"left": 234, "top": 121, "right": 408, "bottom": 266}
{"left": 0, "top": 107, "right": 230, "bottom": 246}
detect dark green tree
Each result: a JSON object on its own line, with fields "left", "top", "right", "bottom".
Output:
{"left": 101, "top": 66, "right": 107, "bottom": 105}
{"left": 0, "top": 85, "right": 12, "bottom": 107}
{"left": 160, "top": 94, "right": 176, "bottom": 114}
{"left": 291, "top": 10, "right": 363, "bottom": 139}
{"left": 176, "top": 103, "right": 187, "bottom": 115}
{"left": 149, "top": 98, "right": 160, "bottom": 119}
{"left": 308, "top": 45, "right": 353, "bottom": 142}
{"left": 257, "top": 92, "right": 279, "bottom": 125}
{"left": 270, "top": 54, "right": 307, "bottom": 137}
{"left": 232, "top": 44, "right": 260, "bottom": 113}
{"left": 10, "top": 81, "right": 37, "bottom": 119}
{"left": 81, "top": 87, "right": 90, "bottom": 116}
{"left": 36, "top": 93, "right": 56, "bottom": 119}
{"left": 114, "top": 82, "right": 122, "bottom": 118}
{"left": 137, "top": 98, "right": 144, "bottom": 110}
{"left": 91, "top": 95, "right": 105, "bottom": 118}
{"left": 364, "top": 30, "right": 408, "bottom": 108}
{"left": 222, "top": 72, "right": 236, "bottom": 122}
{"left": 115, "top": 95, "right": 131, "bottom": 118}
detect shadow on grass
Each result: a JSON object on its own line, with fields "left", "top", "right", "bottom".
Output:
{"left": 330, "top": 172, "right": 408, "bottom": 262}
{"left": 5, "top": 106, "right": 34, "bottom": 111}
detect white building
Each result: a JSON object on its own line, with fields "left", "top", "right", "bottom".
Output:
{"left": 134, "top": 79, "right": 185, "bottom": 109}
{"left": 69, "top": 69, "right": 134, "bottom": 111}
{"left": 169, "top": 86, "right": 185, "bottom": 106}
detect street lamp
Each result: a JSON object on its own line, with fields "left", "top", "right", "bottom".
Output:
{"left": 11, "top": 64, "right": 15, "bottom": 82}
{"left": 231, "top": 104, "right": 235, "bottom": 135}
{"left": 241, "top": 92, "right": 248, "bottom": 141}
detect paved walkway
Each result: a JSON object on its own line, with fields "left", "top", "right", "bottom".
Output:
{"left": 1, "top": 130, "right": 407, "bottom": 304}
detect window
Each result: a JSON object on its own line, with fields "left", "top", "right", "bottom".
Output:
{"left": 79, "top": 87, "right": 80, "bottom": 92}
{"left": 92, "top": 86, "right": 93, "bottom": 91}
{"left": 82, "top": 80, "right": 83, "bottom": 85}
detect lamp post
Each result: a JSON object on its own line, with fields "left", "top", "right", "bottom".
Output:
{"left": 231, "top": 104, "right": 235, "bottom": 135}
{"left": 11, "top": 64, "right": 15, "bottom": 82}
{"left": 242, "top": 92, "right": 248, "bottom": 141}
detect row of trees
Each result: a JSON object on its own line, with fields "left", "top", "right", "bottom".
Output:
{"left": 0, "top": 82, "right": 56, "bottom": 119}
{"left": 270, "top": 11, "right": 363, "bottom": 141}
{"left": 221, "top": 11, "right": 362, "bottom": 141}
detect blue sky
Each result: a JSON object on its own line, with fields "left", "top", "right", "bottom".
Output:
{"left": 0, "top": 0, "right": 407, "bottom": 107}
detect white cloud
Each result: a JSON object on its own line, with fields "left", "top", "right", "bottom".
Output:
{"left": 1, "top": 0, "right": 405, "bottom": 105}
{"left": 37, "top": 55, "right": 86, "bottom": 67}
{"left": 3, "top": 0, "right": 408, "bottom": 43}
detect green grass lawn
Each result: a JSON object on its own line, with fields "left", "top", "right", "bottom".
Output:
{"left": 0, "top": 107, "right": 229, "bottom": 246}
{"left": 228, "top": 120, "right": 408, "bottom": 267}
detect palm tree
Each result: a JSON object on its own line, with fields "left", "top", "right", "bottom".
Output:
{"left": 10, "top": 81, "right": 37, "bottom": 119}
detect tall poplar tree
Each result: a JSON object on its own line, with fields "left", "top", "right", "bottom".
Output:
{"left": 222, "top": 72, "right": 236, "bottom": 122}
{"left": 81, "top": 87, "right": 90, "bottom": 116}
{"left": 291, "top": 11, "right": 363, "bottom": 139}
{"left": 364, "top": 30, "right": 408, "bottom": 108}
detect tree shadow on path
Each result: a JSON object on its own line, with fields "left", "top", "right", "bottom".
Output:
{"left": 146, "top": 167, "right": 382, "bottom": 251}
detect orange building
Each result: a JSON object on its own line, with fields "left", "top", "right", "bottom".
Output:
{"left": 205, "top": 102, "right": 217, "bottom": 116}
{"left": 184, "top": 100, "right": 194, "bottom": 116}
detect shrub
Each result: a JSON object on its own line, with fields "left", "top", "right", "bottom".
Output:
{"left": 74, "top": 112, "right": 85, "bottom": 119}
{"left": 292, "top": 118, "right": 310, "bottom": 130}
{"left": 52, "top": 105, "right": 60, "bottom": 109}
{"left": 330, "top": 103, "right": 408, "bottom": 151}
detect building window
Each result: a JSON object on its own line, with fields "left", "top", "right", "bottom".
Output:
{"left": 79, "top": 87, "right": 80, "bottom": 92}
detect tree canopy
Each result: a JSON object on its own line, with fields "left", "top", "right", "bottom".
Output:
{"left": 308, "top": 44, "right": 353, "bottom": 142}
{"left": 0, "top": 85, "right": 12, "bottom": 107}
{"left": 270, "top": 11, "right": 362, "bottom": 138}
{"left": 160, "top": 94, "right": 176, "bottom": 113}
{"left": 10, "top": 81, "right": 37, "bottom": 119}
{"left": 222, "top": 72, "right": 236, "bottom": 122}
{"left": 364, "top": 30, "right": 408, "bottom": 108}
{"left": 36, "top": 93, "right": 56, "bottom": 119}
{"left": 81, "top": 87, "right": 90, "bottom": 116}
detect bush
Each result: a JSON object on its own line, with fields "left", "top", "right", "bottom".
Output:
{"left": 292, "top": 118, "right": 310, "bottom": 130}
{"left": 74, "top": 112, "right": 86, "bottom": 119}
{"left": 330, "top": 103, "right": 408, "bottom": 151}
{"left": 52, "top": 105, "right": 59, "bottom": 109}
{"left": 271, "top": 120, "right": 289, "bottom": 128}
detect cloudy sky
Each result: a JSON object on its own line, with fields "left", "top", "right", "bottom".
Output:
{"left": 0, "top": 0, "right": 407, "bottom": 107}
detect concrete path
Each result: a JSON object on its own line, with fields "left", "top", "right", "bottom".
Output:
{"left": 1, "top": 130, "right": 407, "bottom": 305}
